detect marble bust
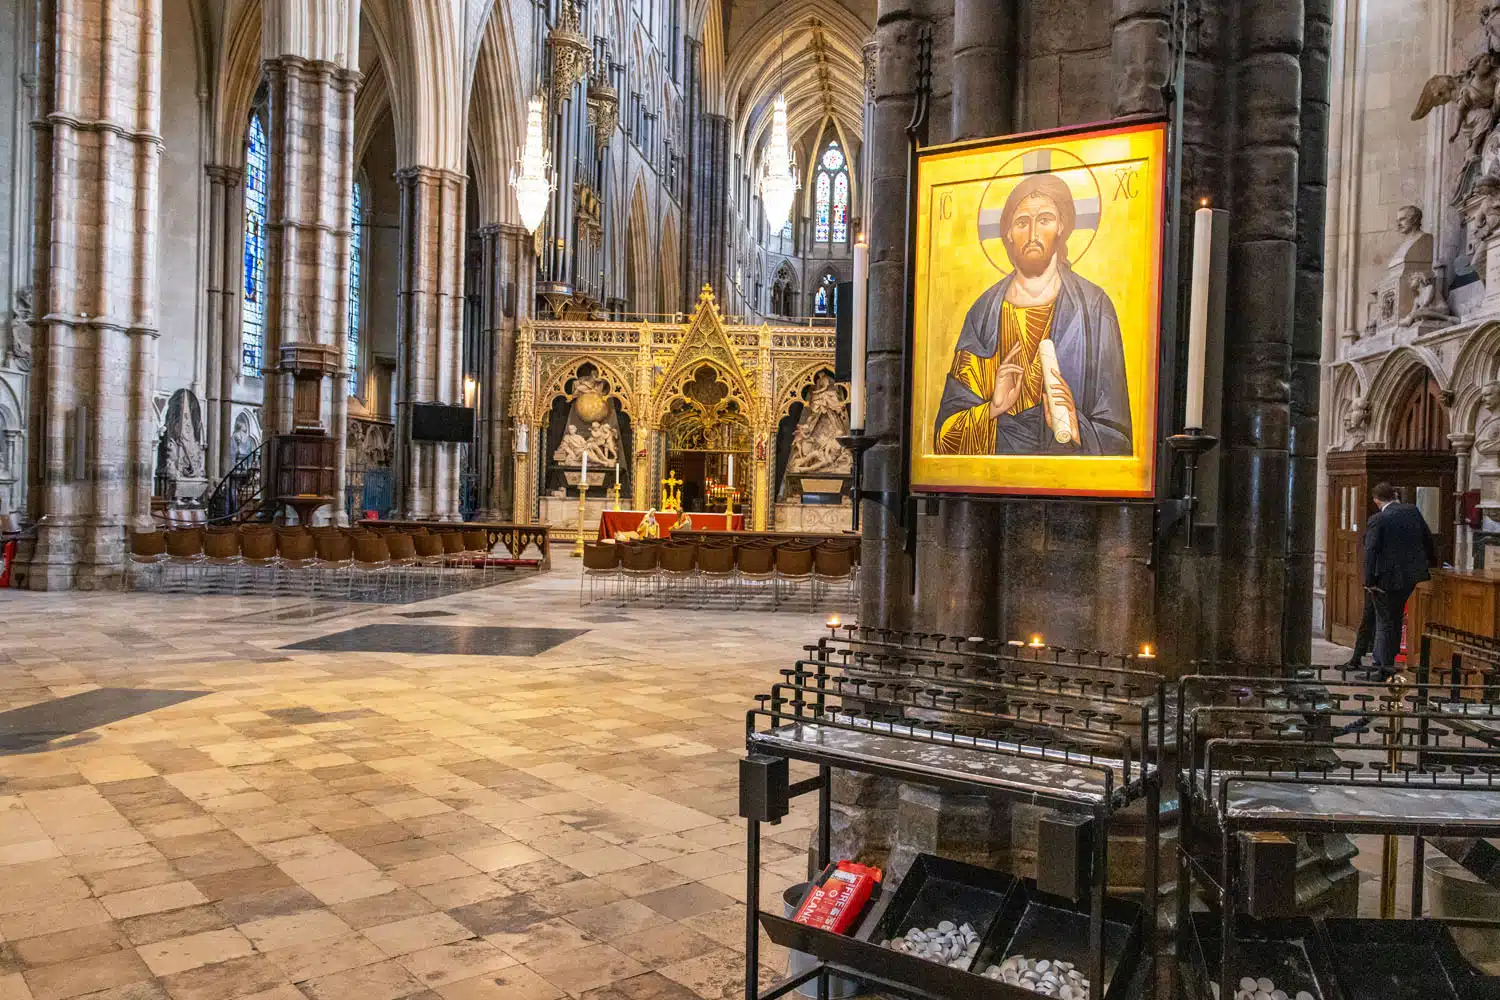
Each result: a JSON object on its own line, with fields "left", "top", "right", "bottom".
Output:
{"left": 1388, "top": 205, "right": 1433, "bottom": 268}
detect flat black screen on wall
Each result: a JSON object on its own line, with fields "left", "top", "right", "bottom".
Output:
{"left": 411, "top": 404, "right": 475, "bottom": 443}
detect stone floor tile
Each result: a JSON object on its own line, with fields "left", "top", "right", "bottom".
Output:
{"left": 189, "top": 864, "right": 295, "bottom": 902}
{"left": 118, "top": 905, "right": 231, "bottom": 948}
{"left": 454, "top": 844, "right": 544, "bottom": 874}
{"left": 435, "top": 967, "right": 561, "bottom": 1000}
{"left": 607, "top": 924, "right": 723, "bottom": 969}
{"left": 398, "top": 940, "right": 517, "bottom": 990}
{"left": 657, "top": 853, "right": 742, "bottom": 883}
{"left": 214, "top": 887, "right": 325, "bottom": 925}
{"left": 101, "top": 881, "right": 209, "bottom": 920}
{"left": 330, "top": 890, "right": 437, "bottom": 931}
{"left": 21, "top": 949, "right": 153, "bottom": 1000}
{"left": 578, "top": 971, "right": 702, "bottom": 1000}
{"left": 237, "top": 909, "right": 352, "bottom": 952}
{"left": 0, "top": 973, "right": 31, "bottom": 1000}
{"left": 654, "top": 949, "right": 744, "bottom": 1000}
{"left": 261, "top": 934, "right": 388, "bottom": 984}
{"left": 0, "top": 899, "right": 112, "bottom": 941}
{"left": 413, "top": 876, "right": 510, "bottom": 911}
{"left": 482, "top": 918, "right": 595, "bottom": 965}
{"left": 304, "top": 870, "right": 403, "bottom": 905}
{"left": 446, "top": 896, "right": 555, "bottom": 939}
{"left": 388, "top": 855, "right": 480, "bottom": 888}
{"left": 158, "top": 954, "right": 288, "bottom": 1000}
{"left": 562, "top": 900, "right": 672, "bottom": 942}
{"left": 362, "top": 913, "right": 473, "bottom": 957}
{"left": 297, "top": 959, "right": 427, "bottom": 1000}
{"left": 633, "top": 884, "right": 736, "bottom": 922}
{"left": 136, "top": 928, "right": 256, "bottom": 976}
{"left": 524, "top": 943, "right": 647, "bottom": 995}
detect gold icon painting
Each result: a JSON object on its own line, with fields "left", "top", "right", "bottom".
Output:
{"left": 909, "top": 121, "right": 1166, "bottom": 497}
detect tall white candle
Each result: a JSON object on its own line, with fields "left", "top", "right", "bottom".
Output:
{"left": 851, "top": 240, "right": 869, "bottom": 431}
{"left": 728, "top": 453, "right": 735, "bottom": 482}
{"left": 1185, "top": 203, "right": 1213, "bottom": 431}
{"left": 581, "top": 450, "right": 588, "bottom": 478}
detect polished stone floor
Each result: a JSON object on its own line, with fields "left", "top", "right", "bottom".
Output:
{"left": 0, "top": 569, "right": 842, "bottom": 1000}
{"left": 0, "top": 568, "right": 1462, "bottom": 1000}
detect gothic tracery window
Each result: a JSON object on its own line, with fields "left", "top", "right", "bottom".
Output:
{"left": 348, "top": 181, "right": 363, "bottom": 391}
{"left": 241, "top": 111, "right": 268, "bottom": 377}
{"left": 814, "top": 140, "right": 848, "bottom": 244}
{"left": 814, "top": 270, "right": 837, "bottom": 316}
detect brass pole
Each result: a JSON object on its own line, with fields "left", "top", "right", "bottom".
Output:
{"left": 572, "top": 481, "right": 588, "bottom": 557}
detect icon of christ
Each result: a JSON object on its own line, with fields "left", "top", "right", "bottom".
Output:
{"left": 933, "top": 172, "right": 1132, "bottom": 456}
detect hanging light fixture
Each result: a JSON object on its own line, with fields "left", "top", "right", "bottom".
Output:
{"left": 758, "top": 28, "right": 800, "bottom": 233}
{"left": 759, "top": 94, "right": 799, "bottom": 233}
{"left": 512, "top": 94, "right": 555, "bottom": 235}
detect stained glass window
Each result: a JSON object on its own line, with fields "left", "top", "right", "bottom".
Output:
{"left": 814, "top": 140, "right": 848, "bottom": 244}
{"left": 832, "top": 172, "right": 849, "bottom": 243}
{"left": 241, "top": 111, "right": 268, "bottom": 377}
{"left": 814, "top": 285, "right": 829, "bottom": 315}
{"left": 348, "top": 182, "right": 363, "bottom": 388}
{"left": 814, "top": 173, "right": 831, "bottom": 242}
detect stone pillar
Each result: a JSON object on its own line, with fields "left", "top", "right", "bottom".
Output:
{"left": 394, "top": 166, "right": 467, "bottom": 520}
{"left": 259, "top": 53, "right": 359, "bottom": 524}
{"left": 1453, "top": 433, "right": 1476, "bottom": 571}
{"left": 20, "top": 0, "right": 163, "bottom": 590}
{"left": 476, "top": 223, "right": 534, "bottom": 518}
{"left": 856, "top": 0, "right": 925, "bottom": 631}
{"left": 204, "top": 165, "right": 242, "bottom": 478}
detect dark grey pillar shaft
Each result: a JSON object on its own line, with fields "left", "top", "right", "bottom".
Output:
{"left": 1217, "top": 0, "right": 1305, "bottom": 662}
{"left": 1285, "top": 0, "right": 1331, "bottom": 662}
{"left": 858, "top": 0, "right": 924, "bottom": 629}
{"left": 912, "top": 0, "right": 1016, "bottom": 637}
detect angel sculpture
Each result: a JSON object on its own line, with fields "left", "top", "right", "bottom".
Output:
{"left": 1413, "top": 48, "right": 1500, "bottom": 199}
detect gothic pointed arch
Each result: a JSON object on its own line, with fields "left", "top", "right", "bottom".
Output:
{"left": 626, "top": 180, "right": 652, "bottom": 315}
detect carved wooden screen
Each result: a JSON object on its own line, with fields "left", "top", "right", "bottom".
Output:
{"left": 1390, "top": 369, "right": 1449, "bottom": 451}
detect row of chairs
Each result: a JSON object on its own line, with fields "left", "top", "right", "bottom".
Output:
{"left": 581, "top": 537, "right": 858, "bottom": 608}
{"left": 127, "top": 524, "right": 499, "bottom": 601}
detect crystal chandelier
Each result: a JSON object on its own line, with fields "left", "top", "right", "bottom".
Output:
{"left": 512, "top": 95, "right": 554, "bottom": 235}
{"left": 759, "top": 94, "right": 799, "bottom": 233}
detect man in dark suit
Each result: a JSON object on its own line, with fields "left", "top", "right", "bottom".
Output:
{"left": 1363, "top": 482, "right": 1438, "bottom": 672}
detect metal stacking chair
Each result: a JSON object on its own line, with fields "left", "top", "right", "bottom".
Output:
{"left": 238, "top": 527, "right": 280, "bottom": 594}
{"left": 734, "top": 543, "right": 776, "bottom": 607}
{"left": 163, "top": 529, "right": 205, "bottom": 592}
{"left": 657, "top": 541, "right": 699, "bottom": 605}
{"left": 462, "top": 528, "right": 493, "bottom": 582}
{"left": 274, "top": 528, "right": 317, "bottom": 595}
{"left": 384, "top": 530, "right": 421, "bottom": 599}
{"left": 696, "top": 542, "right": 737, "bottom": 605}
{"left": 202, "top": 528, "right": 244, "bottom": 593}
{"left": 773, "top": 543, "right": 815, "bottom": 609}
{"left": 410, "top": 531, "right": 448, "bottom": 596}
{"left": 812, "top": 542, "right": 857, "bottom": 602}
{"left": 437, "top": 530, "right": 471, "bottom": 588}
{"left": 619, "top": 541, "right": 661, "bottom": 603}
{"left": 126, "top": 531, "right": 169, "bottom": 591}
{"left": 581, "top": 541, "right": 622, "bottom": 605}
{"left": 313, "top": 530, "right": 354, "bottom": 596}
{"left": 350, "top": 533, "right": 392, "bottom": 600}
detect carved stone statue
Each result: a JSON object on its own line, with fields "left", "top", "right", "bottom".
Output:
{"left": 1467, "top": 174, "right": 1500, "bottom": 274}
{"left": 7, "top": 288, "right": 32, "bottom": 372}
{"left": 553, "top": 423, "right": 589, "bottom": 465}
{"left": 1342, "top": 396, "right": 1369, "bottom": 447}
{"left": 585, "top": 421, "right": 620, "bottom": 464}
{"left": 1389, "top": 206, "right": 1431, "bottom": 267}
{"left": 1479, "top": 383, "right": 1500, "bottom": 457}
{"left": 158, "top": 389, "right": 206, "bottom": 486}
{"left": 1401, "top": 270, "right": 1454, "bottom": 326}
{"left": 1413, "top": 4, "right": 1500, "bottom": 204}
{"left": 786, "top": 372, "right": 853, "bottom": 475}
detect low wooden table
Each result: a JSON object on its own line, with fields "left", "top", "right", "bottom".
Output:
{"left": 361, "top": 519, "right": 552, "bottom": 570}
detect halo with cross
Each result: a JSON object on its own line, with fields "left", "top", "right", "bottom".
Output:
{"left": 977, "top": 146, "right": 1103, "bottom": 274}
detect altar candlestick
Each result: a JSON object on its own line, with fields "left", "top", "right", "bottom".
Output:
{"left": 851, "top": 240, "right": 868, "bottom": 431}
{"left": 728, "top": 453, "right": 735, "bottom": 483}
{"left": 581, "top": 450, "right": 589, "bottom": 478}
{"left": 1185, "top": 201, "right": 1213, "bottom": 430}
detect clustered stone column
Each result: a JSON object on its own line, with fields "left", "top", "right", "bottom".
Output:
{"left": 203, "top": 164, "right": 243, "bottom": 479}
{"left": 682, "top": 37, "right": 731, "bottom": 311}
{"left": 260, "top": 52, "right": 360, "bottom": 525}
{"left": 474, "top": 223, "right": 535, "bottom": 519}
{"left": 21, "top": 0, "right": 163, "bottom": 590}
{"left": 394, "top": 166, "right": 467, "bottom": 520}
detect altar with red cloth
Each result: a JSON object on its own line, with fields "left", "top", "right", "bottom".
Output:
{"left": 596, "top": 510, "right": 745, "bottom": 541}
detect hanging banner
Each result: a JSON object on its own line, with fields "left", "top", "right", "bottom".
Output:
{"left": 908, "top": 119, "right": 1167, "bottom": 498}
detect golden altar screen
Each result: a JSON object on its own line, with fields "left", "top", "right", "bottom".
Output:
{"left": 908, "top": 120, "right": 1166, "bottom": 498}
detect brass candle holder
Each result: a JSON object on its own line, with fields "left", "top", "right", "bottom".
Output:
{"left": 572, "top": 481, "right": 589, "bottom": 557}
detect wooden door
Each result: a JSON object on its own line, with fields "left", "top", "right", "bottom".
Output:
{"left": 1326, "top": 468, "right": 1368, "bottom": 645}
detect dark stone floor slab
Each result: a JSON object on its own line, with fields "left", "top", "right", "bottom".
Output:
{"left": 393, "top": 610, "right": 455, "bottom": 619}
{"left": 0, "top": 688, "right": 208, "bottom": 754}
{"left": 281, "top": 624, "right": 588, "bottom": 657}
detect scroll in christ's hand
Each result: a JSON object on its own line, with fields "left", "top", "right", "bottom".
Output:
{"left": 1037, "top": 340, "right": 1078, "bottom": 445}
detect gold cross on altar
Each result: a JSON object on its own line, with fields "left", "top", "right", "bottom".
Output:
{"left": 661, "top": 470, "right": 683, "bottom": 512}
